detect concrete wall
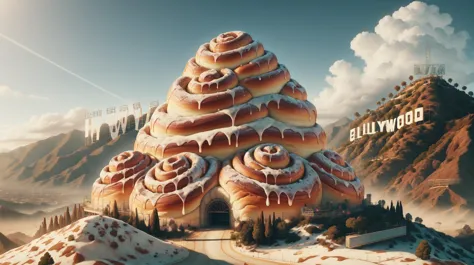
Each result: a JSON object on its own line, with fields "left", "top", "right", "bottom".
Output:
{"left": 345, "top": 226, "right": 406, "bottom": 249}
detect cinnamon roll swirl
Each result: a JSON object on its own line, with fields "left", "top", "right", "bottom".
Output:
{"left": 129, "top": 153, "right": 220, "bottom": 218}
{"left": 219, "top": 144, "right": 322, "bottom": 221}
{"left": 196, "top": 31, "right": 265, "bottom": 70}
{"left": 308, "top": 150, "right": 365, "bottom": 205}
{"left": 91, "top": 151, "right": 156, "bottom": 210}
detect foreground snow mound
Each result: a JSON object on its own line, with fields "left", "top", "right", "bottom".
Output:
{"left": 0, "top": 215, "right": 188, "bottom": 265}
{"left": 236, "top": 224, "right": 474, "bottom": 265}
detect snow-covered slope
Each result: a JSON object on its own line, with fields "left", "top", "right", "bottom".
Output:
{"left": 235, "top": 223, "right": 474, "bottom": 265}
{"left": 0, "top": 215, "right": 188, "bottom": 265}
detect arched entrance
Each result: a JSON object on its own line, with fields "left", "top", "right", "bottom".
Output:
{"left": 207, "top": 199, "right": 230, "bottom": 227}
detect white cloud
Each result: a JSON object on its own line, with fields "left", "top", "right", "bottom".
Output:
{"left": 0, "top": 85, "right": 49, "bottom": 100}
{"left": 314, "top": 1, "right": 474, "bottom": 125}
{"left": 0, "top": 107, "right": 87, "bottom": 151}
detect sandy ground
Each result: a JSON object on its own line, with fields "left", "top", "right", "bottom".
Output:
{"left": 173, "top": 229, "right": 289, "bottom": 265}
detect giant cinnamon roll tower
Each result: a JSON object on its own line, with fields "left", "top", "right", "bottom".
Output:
{"left": 91, "top": 31, "right": 364, "bottom": 226}
{"left": 91, "top": 151, "right": 156, "bottom": 210}
{"left": 135, "top": 31, "right": 326, "bottom": 160}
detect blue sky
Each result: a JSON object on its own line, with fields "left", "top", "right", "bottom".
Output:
{"left": 0, "top": 0, "right": 473, "bottom": 150}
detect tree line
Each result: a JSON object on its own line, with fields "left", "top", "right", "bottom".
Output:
{"left": 34, "top": 204, "right": 85, "bottom": 238}
{"left": 101, "top": 200, "right": 186, "bottom": 239}
{"left": 354, "top": 75, "right": 472, "bottom": 119}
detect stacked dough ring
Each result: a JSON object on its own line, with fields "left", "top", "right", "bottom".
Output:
{"left": 129, "top": 153, "right": 220, "bottom": 218}
{"left": 135, "top": 31, "right": 326, "bottom": 160}
{"left": 219, "top": 144, "right": 322, "bottom": 221}
{"left": 308, "top": 150, "right": 364, "bottom": 205}
{"left": 91, "top": 151, "right": 156, "bottom": 210}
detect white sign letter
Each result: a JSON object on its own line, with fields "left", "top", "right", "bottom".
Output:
{"left": 386, "top": 119, "right": 397, "bottom": 133}
{"left": 397, "top": 115, "right": 404, "bottom": 129}
{"left": 414, "top": 107, "right": 424, "bottom": 122}
{"left": 377, "top": 120, "right": 386, "bottom": 133}
{"left": 350, "top": 128, "right": 355, "bottom": 142}
{"left": 405, "top": 111, "right": 413, "bottom": 125}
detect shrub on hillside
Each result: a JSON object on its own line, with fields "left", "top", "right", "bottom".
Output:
{"left": 298, "top": 216, "right": 311, "bottom": 227}
{"left": 285, "top": 232, "right": 301, "bottom": 244}
{"left": 275, "top": 220, "right": 289, "bottom": 239}
{"left": 38, "top": 252, "right": 54, "bottom": 265}
{"left": 239, "top": 220, "right": 255, "bottom": 246}
{"left": 169, "top": 222, "right": 178, "bottom": 232}
{"left": 326, "top": 226, "right": 341, "bottom": 240}
{"left": 415, "top": 240, "right": 431, "bottom": 260}
{"left": 304, "top": 225, "right": 321, "bottom": 234}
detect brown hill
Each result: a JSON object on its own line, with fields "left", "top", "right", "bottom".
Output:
{"left": 6, "top": 232, "right": 31, "bottom": 246}
{"left": 336, "top": 76, "right": 474, "bottom": 211}
{"left": 0, "top": 124, "right": 136, "bottom": 189}
{"left": 0, "top": 232, "right": 17, "bottom": 255}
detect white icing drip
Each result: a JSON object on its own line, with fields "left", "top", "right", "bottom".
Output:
{"left": 228, "top": 89, "right": 236, "bottom": 106}
{"left": 190, "top": 69, "right": 235, "bottom": 93}
{"left": 245, "top": 51, "right": 274, "bottom": 71}
{"left": 223, "top": 159, "right": 320, "bottom": 207}
{"left": 245, "top": 148, "right": 303, "bottom": 185}
{"left": 167, "top": 80, "right": 247, "bottom": 116}
{"left": 145, "top": 117, "right": 323, "bottom": 155}
{"left": 286, "top": 80, "right": 307, "bottom": 95}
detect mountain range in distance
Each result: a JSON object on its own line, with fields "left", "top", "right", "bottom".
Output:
{"left": 0, "top": 127, "right": 136, "bottom": 190}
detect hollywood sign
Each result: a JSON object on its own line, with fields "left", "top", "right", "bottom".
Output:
{"left": 349, "top": 107, "right": 424, "bottom": 142}
{"left": 85, "top": 100, "right": 159, "bottom": 144}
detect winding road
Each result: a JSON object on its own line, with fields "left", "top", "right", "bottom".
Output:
{"left": 173, "top": 229, "right": 289, "bottom": 265}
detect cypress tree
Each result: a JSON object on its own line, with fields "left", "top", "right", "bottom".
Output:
{"left": 112, "top": 200, "right": 120, "bottom": 219}
{"left": 133, "top": 208, "right": 139, "bottom": 228}
{"left": 389, "top": 201, "right": 396, "bottom": 220}
{"left": 399, "top": 201, "right": 404, "bottom": 220}
{"left": 103, "top": 206, "right": 110, "bottom": 216}
{"left": 65, "top": 207, "right": 72, "bottom": 225}
{"left": 53, "top": 215, "right": 60, "bottom": 230}
{"left": 259, "top": 211, "right": 265, "bottom": 240}
{"left": 128, "top": 210, "right": 135, "bottom": 225}
{"left": 72, "top": 204, "right": 78, "bottom": 222}
{"left": 265, "top": 214, "right": 273, "bottom": 244}
{"left": 76, "top": 205, "right": 83, "bottom": 219}
{"left": 41, "top": 218, "right": 47, "bottom": 235}
{"left": 48, "top": 217, "right": 54, "bottom": 233}
{"left": 59, "top": 215, "right": 64, "bottom": 228}
{"left": 149, "top": 208, "right": 160, "bottom": 237}
{"left": 252, "top": 218, "right": 263, "bottom": 245}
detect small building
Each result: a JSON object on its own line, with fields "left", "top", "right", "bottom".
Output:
{"left": 345, "top": 226, "right": 407, "bottom": 249}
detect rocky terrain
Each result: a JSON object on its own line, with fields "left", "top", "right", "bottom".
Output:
{"left": 335, "top": 76, "right": 474, "bottom": 213}
{"left": 0, "top": 215, "right": 188, "bottom": 265}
